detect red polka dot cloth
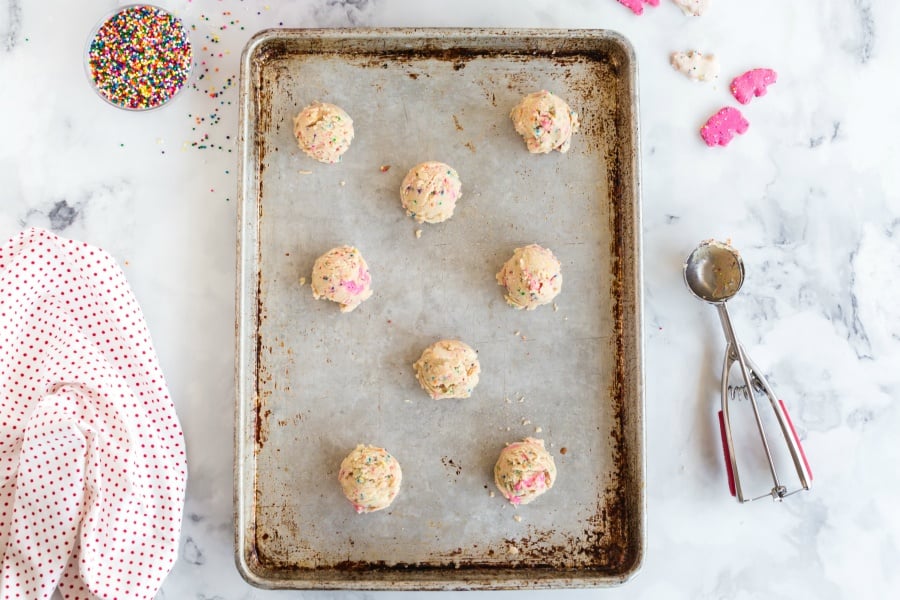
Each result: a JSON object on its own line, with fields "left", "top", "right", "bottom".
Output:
{"left": 0, "top": 228, "right": 187, "bottom": 599}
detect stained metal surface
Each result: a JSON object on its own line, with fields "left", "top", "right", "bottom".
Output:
{"left": 235, "top": 28, "right": 644, "bottom": 590}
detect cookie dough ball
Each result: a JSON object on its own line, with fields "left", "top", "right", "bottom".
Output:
{"left": 293, "top": 101, "right": 354, "bottom": 164}
{"left": 338, "top": 444, "right": 402, "bottom": 514}
{"left": 496, "top": 244, "right": 562, "bottom": 310}
{"left": 413, "top": 339, "right": 480, "bottom": 399}
{"left": 399, "top": 162, "right": 462, "bottom": 224}
{"left": 494, "top": 437, "right": 557, "bottom": 506}
{"left": 509, "top": 90, "right": 580, "bottom": 154}
{"left": 311, "top": 245, "right": 373, "bottom": 312}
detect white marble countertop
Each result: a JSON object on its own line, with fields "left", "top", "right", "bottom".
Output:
{"left": 2, "top": 0, "right": 898, "bottom": 598}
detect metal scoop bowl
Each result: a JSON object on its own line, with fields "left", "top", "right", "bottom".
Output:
{"left": 684, "top": 239, "right": 745, "bottom": 304}
{"left": 684, "top": 240, "right": 812, "bottom": 503}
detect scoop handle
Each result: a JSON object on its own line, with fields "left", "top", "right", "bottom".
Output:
{"left": 778, "top": 399, "right": 813, "bottom": 481}
{"left": 718, "top": 410, "right": 736, "bottom": 496}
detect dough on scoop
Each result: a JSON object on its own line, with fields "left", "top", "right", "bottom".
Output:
{"left": 293, "top": 101, "right": 354, "bottom": 164}
{"left": 496, "top": 244, "right": 563, "bottom": 310}
{"left": 494, "top": 437, "right": 557, "bottom": 505}
{"left": 509, "top": 90, "right": 580, "bottom": 154}
{"left": 413, "top": 339, "right": 481, "bottom": 399}
{"left": 310, "top": 245, "right": 372, "bottom": 312}
{"left": 338, "top": 444, "right": 402, "bottom": 514}
{"left": 399, "top": 162, "right": 462, "bottom": 224}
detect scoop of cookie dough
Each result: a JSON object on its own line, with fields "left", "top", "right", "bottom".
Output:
{"left": 494, "top": 437, "right": 557, "bottom": 506}
{"left": 338, "top": 444, "right": 402, "bottom": 514}
{"left": 413, "top": 339, "right": 480, "bottom": 399}
{"left": 496, "top": 244, "right": 562, "bottom": 310}
{"left": 311, "top": 245, "right": 373, "bottom": 312}
{"left": 509, "top": 90, "right": 580, "bottom": 154}
{"left": 293, "top": 101, "right": 354, "bottom": 164}
{"left": 399, "top": 162, "right": 462, "bottom": 224}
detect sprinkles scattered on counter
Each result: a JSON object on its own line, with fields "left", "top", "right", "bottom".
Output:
{"left": 88, "top": 5, "right": 192, "bottom": 110}
{"left": 182, "top": 12, "right": 241, "bottom": 155}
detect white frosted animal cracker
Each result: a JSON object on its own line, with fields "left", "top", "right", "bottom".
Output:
{"left": 670, "top": 51, "right": 720, "bottom": 82}
{"left": 672, "top": 0, "right": 712, "bottom": 16}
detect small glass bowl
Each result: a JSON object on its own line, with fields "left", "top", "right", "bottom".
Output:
{"left": 84, "top": 4, "right": 194, "bottom": 112}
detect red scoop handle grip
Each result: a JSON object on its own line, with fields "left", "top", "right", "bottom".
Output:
{"left": 718, "top": 410, "right": 736, "bottom": 496}
{"left": 779, "top": 399, "right": 813, "bottom": 480}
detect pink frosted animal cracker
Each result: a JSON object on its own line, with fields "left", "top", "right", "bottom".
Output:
{"left": 730, "top": 68, "right": 778, "bottom": 104}
{"left": 617, "top": 0, "right": 660, "bottom": 15}
{"left": 700, "top": 107, "right": 749, "bottom": 147}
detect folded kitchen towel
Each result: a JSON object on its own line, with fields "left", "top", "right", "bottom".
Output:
{"left": 0, "top": 228, "right": 187, "bottom": 599}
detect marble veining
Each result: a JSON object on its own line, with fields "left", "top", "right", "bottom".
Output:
{"left": 2, "top": 0, "right": 20, "bottom": 51}
{"left": 809, "top": 120, "right": 841, "bottom": 148}
{"left": 848, "top": 0, "right": 876, "bottom": 63}
{"left": 183, "top": 536, "right": 206, "bottom": 566}
{"left": 45, "top": 199, "right": 80, "bottom": 231}
{"left": 323, "top": 0, "right": 376, "bottom": 24}
{"left": 0, "top": 0, "right": 898, "bottom": 599}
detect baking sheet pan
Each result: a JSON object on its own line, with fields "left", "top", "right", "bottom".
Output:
{"left": 235, "top": 28, "right": 644, "bottom": 590}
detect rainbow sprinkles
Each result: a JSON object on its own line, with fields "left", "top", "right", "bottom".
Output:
{"left": 88, "top": 5, "right": 192, "bottom": 110}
